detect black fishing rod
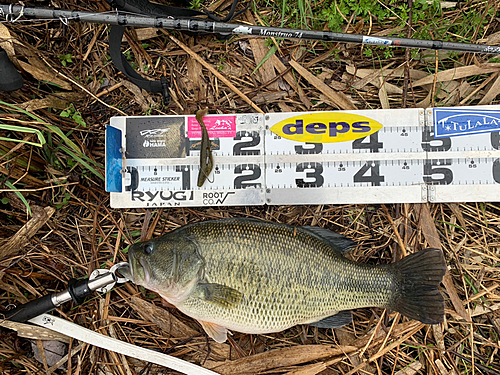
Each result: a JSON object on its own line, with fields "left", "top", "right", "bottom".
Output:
{"left": 1, "top": 3, "right": 500, "bottom": 55}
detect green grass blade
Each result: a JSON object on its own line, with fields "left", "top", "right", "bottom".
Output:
{"left": 4, "top": 180, "right": 32, "bottom": 216}
{"left": 60, "top": 146, "right": 104, "bottom": 180}
{"left": 0, "top": 100, "right": 47, "bottom": 124}
{"left": 0, "top": 124, "right": 46, "bottom": 147}
{"left": 44, "top": 124, "right": 84, "bottom": 156}
{"left": 252, "top": 44, "right": 278, "bottom": 75}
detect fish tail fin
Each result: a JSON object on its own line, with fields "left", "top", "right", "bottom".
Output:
{"left": 389, "top": 248, "right": 446, "bottom": 324}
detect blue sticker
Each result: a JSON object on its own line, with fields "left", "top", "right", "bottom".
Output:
{"left": 105, "top": 125, "right": 123, "bottom": 193}
{"left": 362, "top": 36, "right": 392, "bottom": 46}
{"left": 434, "top": 108, "right": 500, "bottom": 138}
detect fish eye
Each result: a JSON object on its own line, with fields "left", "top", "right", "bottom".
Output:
{"left": 144, "top": 243, "right": 153, "bottom": 255}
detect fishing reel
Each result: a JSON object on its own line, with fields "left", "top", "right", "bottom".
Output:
{"left": 0, "top": 46, "right": 23, "bottom": 91}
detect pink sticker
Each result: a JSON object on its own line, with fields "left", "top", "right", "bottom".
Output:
{"left": 187, "top": 115, "right": 236, "bottom": 138}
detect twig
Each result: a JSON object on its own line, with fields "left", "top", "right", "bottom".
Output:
{"left": 38, "top": 56, "right": 127, "bottom": 116}
{"left": 450, "top": 350, "right": 500, "bottom": 375}
{"left": 165, "top": 32, "right": 264, "bottom": 114}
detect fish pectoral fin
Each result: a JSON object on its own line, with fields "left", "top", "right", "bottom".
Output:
{"left": 198, "top": 283, "right": 243, "bottom": 308}
{"left": 308, "top": 310, "right": 352, "bottom": 329}
{"left": 199, "top": 320, "right": 229, "bottom": 343}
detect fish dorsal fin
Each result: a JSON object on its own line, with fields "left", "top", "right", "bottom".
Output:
{"left": 309, "top": 310, "right": 352, "bottom": 328}
{"left": 301, "top": 226, "right": 355, "bottom": 254}
{"left": 199, "top": 320, "right": 229, "bottom": 343}
{"left": 198, "top": 283, "right": 243, "bottom": 308}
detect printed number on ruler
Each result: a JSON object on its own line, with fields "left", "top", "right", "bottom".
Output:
{"left": 422, "top": 128, "right": 500, "bottom": 185}
{"left": 231, "top": 130, "right": 263, "bottom": 189}
{"left": 123, "top": 129, "right": 264, "bottom": 191}
{"left": 265, "top": 126, "right": 425, "bottom": 188}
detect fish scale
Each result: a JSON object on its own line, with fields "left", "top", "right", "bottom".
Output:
{"left": 127, "top": 218, "right": 446, "bottom": 343}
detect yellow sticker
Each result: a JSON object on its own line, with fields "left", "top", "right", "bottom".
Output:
{"left": 270, "top": 112, "right": 383, "bottom": 143}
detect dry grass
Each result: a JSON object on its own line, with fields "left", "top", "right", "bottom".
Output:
{"left": 1, "top": 0, "right": 500, "bottom": 374}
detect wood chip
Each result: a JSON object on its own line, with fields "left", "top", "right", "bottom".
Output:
{"left": 442, "top": 273, "right": 470, "bottom": 321}
{"left": 0, "top": 320, "right": 70, "bottom": 343}
{"left": 418, "top": 204, "right": 442, "bottom": 249}
{"left": 187, "top": 39, "right": 207, "bottom": 103}
{"left": 245, "top": 11, "right": 279, "bottom": 91}
{"left": 122, "top": 80, "right": 150, "bottom": 113}
{"left": 478, "top": 73, "right": 500, "bottom": 105}
{"left": 446, "top": 203, "right": 467, "bottom": 228}
{"left": 335, "top": 327, "right": 372, "bottom": 372}
{"left": 253, "top": 91, "right": 288, "bottom": 104}
{"left": 46, "top": 343, "right": 83, "bottom": 375}
{"left": 434, "top": 359, "right": 452, "bottom": 375}
{"left": 478, "top": 30, "right": 500, "bottom": 45}
{"left": 346, "top": 66, "right": 428, "bottom": 93}
{"left": 469, "top": 302, "right": 500, "bottom": 317}
{"left": 0, "top": 206, "right": 55, "bottom": 260}
{"left": 432, "top": 324, "right": 446, "bottom": 352}
{"left": 289, "top": 60, "right": 357, "bottom": 110}
{"left": 394, "top": 361, "right": 422, "bottom": 375}
{"left": 270, "top": 54, "right": 312, "bottom": 109}
{"left": 124, "top": 28, "right": 159, "bottom": 42}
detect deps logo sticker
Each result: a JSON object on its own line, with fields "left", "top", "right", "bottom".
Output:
{"left": 270, "top": 112, "right": 383, "bottom": 143}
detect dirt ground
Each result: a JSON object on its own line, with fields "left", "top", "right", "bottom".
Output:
{"left": 1, "top": 0, "right": 500, "bottom": 374}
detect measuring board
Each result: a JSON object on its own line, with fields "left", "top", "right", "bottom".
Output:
{"left": 105, "top": 106, "right": 500, "bottom": 208}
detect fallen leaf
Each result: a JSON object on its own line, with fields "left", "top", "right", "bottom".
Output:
{"left": 207, "top": 344, "right": 356, "bottom": 375}
{"left": 412, "top": 65, "right": 500, "bottom": 87}
{"left": 18, "top": 58, "right": 72, "bottom": 90}
{"left": 18, "top": 93, "right": 81, "bottom": 112}
{"left": 478, "top": 73, "right": 500, "bottom": 104}
{"left": 283, "top": 362, "right": 327, "bottom": 375}
{"left": 379, "top": 77, "right": 390, "bottom": 109}
{"left": 32, "top": 340, "right": 67, "bottom": 369}
{"left": 289, "top": 60, "right": 357, "bottom": 110}
{"left": 418, "top": 204, "right": 470, "bottom": 322}
{"left": 0, "top": 23, "right": 16, "bottom": 62}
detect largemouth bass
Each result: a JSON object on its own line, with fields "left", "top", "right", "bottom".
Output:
{"left": 196, "top": 107, "right": 213, "bottom": 187}
{"left": 127, "top": 218, "right": 446, "bottom": 343}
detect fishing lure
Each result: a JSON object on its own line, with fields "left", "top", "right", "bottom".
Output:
{"left": 196, "top": 108, "right": 214, "bottom": 187}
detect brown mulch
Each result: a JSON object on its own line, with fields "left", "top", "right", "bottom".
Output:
{"left": 1, "top": 0, "right": 500, "bottom": 374}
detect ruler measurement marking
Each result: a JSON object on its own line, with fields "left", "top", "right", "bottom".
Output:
{"left": 111, "top": 113, "right": 500, "bottom": 207}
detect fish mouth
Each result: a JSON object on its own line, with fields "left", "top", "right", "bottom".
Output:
{"left": 128, "top": 256, "right": 151, "bottom": 285}
{"left": 139, "top": 258, "right": 151, "bottom": 284}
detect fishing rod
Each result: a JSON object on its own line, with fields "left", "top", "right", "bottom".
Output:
{"left": 1, "top": 3, "right": 500, "bottom": 55}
